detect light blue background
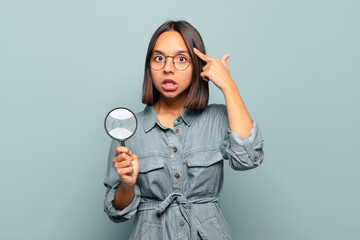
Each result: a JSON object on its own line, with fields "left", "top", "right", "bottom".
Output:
{"left": 1, "top": 0, "right": 359, "bottom": 239}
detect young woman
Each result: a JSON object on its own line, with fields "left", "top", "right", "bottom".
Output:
{"left": 104, "top": 20, "right": 264, "bottom": 240}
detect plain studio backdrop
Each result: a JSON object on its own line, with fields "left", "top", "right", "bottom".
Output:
{"left": 1, "top": 0, "right": 359, "bottom": 239}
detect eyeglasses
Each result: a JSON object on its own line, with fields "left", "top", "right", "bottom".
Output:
{"left": 150, "top": 54, "right": 192, "bottom": 71}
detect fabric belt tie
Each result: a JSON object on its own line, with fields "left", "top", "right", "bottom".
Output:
{"left": 138, "top": 193, "right": 218, "bottom": 240}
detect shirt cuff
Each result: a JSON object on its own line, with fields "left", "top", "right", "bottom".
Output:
{"left": 227, "top": 121, "right": 264, "bottom": 166}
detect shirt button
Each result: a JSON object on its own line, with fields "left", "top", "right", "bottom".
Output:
{"left": 176, "top": 117, "right": 181, "bottom": 122}
{"left": 175, "top": 173, "right": 180, "bottom": 179}
{"left": 175, "top": 129, "right": 180, "bottom": 133}
{"left": 173, "top": 147, "right": 178, "bottom": 153}
{"left": 179, "top": 221, "right": 184, "bottom": 227}
{"left": 254, "top": 157, "right": 259, "bottom": 162}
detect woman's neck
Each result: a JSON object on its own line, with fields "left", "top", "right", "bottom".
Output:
{"left": 153, "top": 98, "right": 185, "bottom": 129}
{"left": 153, "top": 97, "right": 185, "bottom": 116}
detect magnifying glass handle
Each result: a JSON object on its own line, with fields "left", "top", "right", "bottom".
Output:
{"left": 121, "top": 141, "right": 125, "bottom": 147}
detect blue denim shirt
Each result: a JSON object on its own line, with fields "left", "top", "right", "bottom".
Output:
{"left": 104, "top": 104, "right": 264, "bottom": 240}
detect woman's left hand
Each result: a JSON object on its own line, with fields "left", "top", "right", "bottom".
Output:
{"left": 193, "top": 47, "right": 235, "bottom": 91}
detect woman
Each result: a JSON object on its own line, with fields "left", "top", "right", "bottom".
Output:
{"left": 104, "top": 20, "right": 264, "bottom": 240}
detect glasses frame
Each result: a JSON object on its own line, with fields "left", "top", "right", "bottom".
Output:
{"left": 150, "top": 54, "right": 192, "bottom": 71}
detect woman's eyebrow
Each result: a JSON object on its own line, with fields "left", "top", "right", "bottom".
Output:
{"left": 152, "top": 50, "right": 190, "bottom": 55}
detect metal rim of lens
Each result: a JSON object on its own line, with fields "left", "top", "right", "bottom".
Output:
{"left": 104, "top": 107, "right": 138, "bottom": 141}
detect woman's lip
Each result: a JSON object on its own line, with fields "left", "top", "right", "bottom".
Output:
{"left": 162, "top": 79, "right": 178, "bottom": 91}
{"left": 162, "top": 79, "right": 177, "bottom": 84}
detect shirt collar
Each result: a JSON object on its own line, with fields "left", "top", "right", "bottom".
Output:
{"left": 143, "top": 105, "right": 198, "bottom": 133}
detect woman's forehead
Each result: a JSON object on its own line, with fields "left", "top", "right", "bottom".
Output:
{"left": 153, "top": 31, "right": 189, "bottom": 54}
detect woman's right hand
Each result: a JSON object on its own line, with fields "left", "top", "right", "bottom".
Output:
{"left": 113, "top": 146, "right": 139, "bottom": 187}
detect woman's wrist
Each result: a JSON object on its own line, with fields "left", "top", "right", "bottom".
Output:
{"left": 220, "top": 79, "right": 237, "bottom": 94}
{"left": 119, "top": 182, "right": 135, "bottom": 192}
{"left": 114, "top": 183, "right": 135, "bottom": 210}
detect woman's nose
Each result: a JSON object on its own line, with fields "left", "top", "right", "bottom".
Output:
{"left": 163, "top": 58, "right": 175, "bottom": 73}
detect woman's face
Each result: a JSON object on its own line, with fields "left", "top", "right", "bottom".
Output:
{"left": 150, "top": 31, "right": 193, "bottom": 102}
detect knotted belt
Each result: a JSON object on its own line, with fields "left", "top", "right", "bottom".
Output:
{"left": 138, "top": 193, "right": 218, "bottom": 240}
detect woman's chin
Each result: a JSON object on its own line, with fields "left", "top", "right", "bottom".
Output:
{"left": 160, "top": 90, "right": 188, "bottom": 101}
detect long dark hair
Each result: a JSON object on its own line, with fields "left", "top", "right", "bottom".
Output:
{"left": 142, "top": 20, "right": 208, "bottom": 109}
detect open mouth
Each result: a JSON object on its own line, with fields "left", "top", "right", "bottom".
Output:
{"left": 162, "top": 79, "right": 178, "bottom": 91}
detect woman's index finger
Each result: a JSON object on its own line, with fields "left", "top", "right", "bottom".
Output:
{"left": 193, "top": 48, "right": 212, "bottom": 62}
{"left": 116, "top": 146, "right": 132, "bottom": 156}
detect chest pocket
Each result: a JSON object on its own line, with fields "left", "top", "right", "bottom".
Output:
{"left": 137, "top": 155, "right": 167, "bottom": 199}
{"left": 184, "top": 149, "right": 224, "bottom": 198}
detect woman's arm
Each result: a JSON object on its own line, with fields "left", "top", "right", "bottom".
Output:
{"left": 113, "top": 182, "right": 135, "bottom": 210}
{"left": 112, "top": 147, "right": 139, "bottom": 210}
{"left": 103, "top": 142, "right": 141, "bottom": 222}
{"left": 221, "top": 84, "right": 253, "bottom": 138}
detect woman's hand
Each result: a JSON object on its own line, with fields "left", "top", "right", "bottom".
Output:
{"left": 113, "top": 146, "right": 139, "bottom": 188}
{"left": 193, "top": 47, "right": 235, "bottom": 91}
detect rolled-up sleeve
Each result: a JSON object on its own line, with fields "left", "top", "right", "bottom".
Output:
{"left": 221, "top": 121, "right": 265, "bottom": 170}
{"left": 104, "top": 182, "right": 141, "bottom": 223}
{"left": 103, "top": 140, "right": 141, "bottom": 223}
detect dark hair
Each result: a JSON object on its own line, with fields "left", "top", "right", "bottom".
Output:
{"left": 142, "top": 20, "right": 208, "bottom": 109}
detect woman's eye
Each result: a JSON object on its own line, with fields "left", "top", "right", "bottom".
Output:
{"left": 177, "top": 56, "right": 187, "bottom": 62}
{"left": 154, "top": 56, "right": 164, "bottom": 61}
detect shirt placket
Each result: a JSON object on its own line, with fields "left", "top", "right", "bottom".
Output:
{"left": 165, "top": 116, "right": 188, "bottom": 239}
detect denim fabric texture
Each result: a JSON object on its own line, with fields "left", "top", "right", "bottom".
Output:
{"left": 104, "top": 104, "right": 264, "bottom": 240}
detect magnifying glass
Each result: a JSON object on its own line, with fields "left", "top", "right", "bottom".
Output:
{"left": 104, "top": 107, "right": 138, "bottom": 146}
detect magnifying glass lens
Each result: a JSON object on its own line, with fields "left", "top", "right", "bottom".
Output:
{"left": 104, "top": 108, "right": 138, "bottom": 146}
